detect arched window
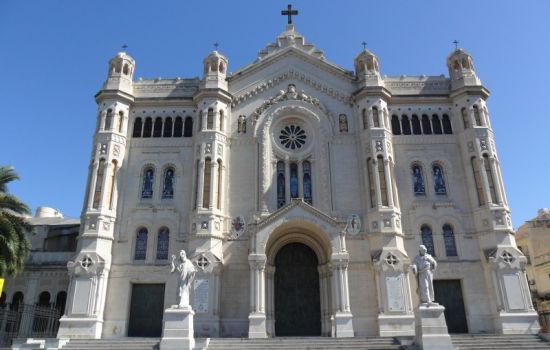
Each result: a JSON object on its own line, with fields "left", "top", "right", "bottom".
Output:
{"left": 207, "top": 108, "right": 214, "bottom": 129}
{"left": 141, "top": 167, "right": 154, "bottom": 199}
{"left": 303, "top": 161, "right": 312, "bottom": 205}
{"left": 163, "top": 117, "right": 173, "bottom": 137}
{"left": 432, "top": 164, "right": 447, "bottom": 195}
{"left": 443, "top": 224, "right": 458, "bottom": 256}
{"left": 362, "top": 109, "right": 368, "bottom": 129}
{"left": 174, "top": 117, "right": 183, "bottom": 137}
{"left": 107, "top": 160, "right": 117, "bottom": 209}
{"left": 132, "top": 118, "right": 142, "bottom": 138}
{"left": 219, "top": 110, "right": 224, "bottom": 131}
{"left": 432, "top": 114, "right": 443, "bottom": 134}
{"left": 37, "top": 291, "right": 50, "bottom": 306}
{"left": 123, "top": 64, "right": 129, "bottom": 75}
{"left": 367, "top": 158, "right": 376, "bottom": 208}
{"left": 442, "top": 114, "right": 453, "bottom": 134}
{"left": 118, "top": 111, "right": 124, "bottom": 133}
{"left": 411, "top": 164, "right": 425, "bottom": 195}
{"left": 473, "top": 105, "right": 482, "bottom": 126}
{"left": 401, "top": 115, "right": 411, "bottom": 135}
{"left": 421, "top": 225, "right": 435, "bottom": 256}
{"left": 143, "top": 117, "right": 152, "bottom": 138}
{"left": 162, "top": 167, "right": 175, "bottom": 199}
{"left": 104, "top": 109, "right": 113, "bottom": 130}
{"left": 277, "top": 161, "right": 285, "bottom": 208}
{"left": 421, "top": 114, "right": 432, "bottom": 134}
{"left": 372, "top": 107, "right": 380, "bottom": 127}
{"left": 153, "top": 117, "right": 163, "bottom": 137}
{"left": 156, "top": 227, "right": 169, "bottom": 260}
{"left": 411, "top": 115, "right": 422, "bottom": 135}
{"left": 92, "top": 159, "right": 106, "bottom": 209}
{"left": 377, "top": 156, "right": 388, "bottom": 206}
{"left": 461, "top": 108, "right": 470, "bottom": 129}
{"left": 134, "top": 228, "right": 148, "bottom": 260}
{"left": 11, "top": 292, "right": 24, "bottom": 310}
{"left": 219, "top": 62, "right": 225, "bottom": 74}
{"left": 471, "top": 157, "right": 485, "bottom": 206}
{"left": 391, "top": 115, "right": 401, "bottom": 135}
{"left": 55, "top": 291, "right": 67, "bottom": 314}
{"left": 483, "top": 154, "right": 498, "bottom": 203}
{"left": 217, "top": 160, "right": 222, "bottom": 209}
{"left": 203, "top": 158, "right": 211, "bottom": 208}
{"left": 184, "top": 117, "right": 193, "bottom": 137}
{"left": 290, "top": 163, "right": 299, "bottom": 198}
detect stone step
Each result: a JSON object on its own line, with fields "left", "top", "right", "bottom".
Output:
{"left": 60, "top": 338, "right": 159, "bottom": 350}
{"left": 206, "top": 337, "right": 402, "bottom": 350}
{"left": 450, "top": 334, "right": 550, "bottom": 350}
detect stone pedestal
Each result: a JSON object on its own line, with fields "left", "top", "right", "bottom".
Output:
{"left": 333, "top": 311, "right": 354, "bottom": 338}
{"left": 160, "top": 306, "right": 195, "bottom": 350}
{"left": 414, "top": 304, "right": 454, "bottom": 350}
{"left": 248, "top": 312, "right": 267, "bottom": 338}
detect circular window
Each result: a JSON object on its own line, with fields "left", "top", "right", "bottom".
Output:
{"left": 279, "top": 125, "right": 307, "bottom": 150}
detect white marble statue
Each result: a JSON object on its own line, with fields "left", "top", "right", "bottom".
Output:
{"left": 412, "top": 245, "right": 437, "bottom": 305}
{"left": 171, "top": 250, "right": 197, "bottom": 308}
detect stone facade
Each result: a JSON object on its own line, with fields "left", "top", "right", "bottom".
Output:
{"left": 55, "top": 24, "right": 539, "bottom": 340}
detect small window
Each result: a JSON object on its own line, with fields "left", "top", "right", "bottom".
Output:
{"left": 421, "top": 225, "right": 435, "bottom": 256}
{"left": 207, "top": 109, "right": 214, "bottom": 130}
{"left": 37, "top": 291, "right": 51, "bottom": 306}
{"left": 143, "top": 117, "right": 152, "bottom": 138}
{"left": 118, "top": 111, "right": 124, "bottom": 133}
{"left": 421, "top": 114, "right": 432, "bottom": 134}
{"left": 104, "top": 109, "right": 113, "bottom": 130}
{"left": 184, "top": 117, "right": 193, "bottom": 137}
{"left": 461, "top": 108, "right": 470, "bottom": 129}
{"left": 163, "top": 117, "right": 173, "bottom": 137}
{"left": 132, "top": 118, "right": 143, "bottom": 138}
{"left": 432, "top": 164, "right": 447, "bottom": 195}
{"left": 174, "top": 117, "right": 183, "bottom": 137}
{"left": 134, "top": 228, "right": 148, "bottom": 260}
{"left": 473, "top": 105, "right": 482, "bottom": 126}
{"left": 432, "top": 114, "right": 443, "bottom": 134}
{"left": 123, "top": 64, "right": 129, "bottom": 75}
{"left": 442, "top": 114, "right": 453, "bottom": 134}
{"left": 141, "top": 167, "right": 154, "bottom": 199}
{"left": 401, "top": 115, "right": 411, "bottom": 135}
{"left": 411, "top": 115, "right": 422, "bottom": 135}
{"left": 303, "top": 161, "right": 312, "bottom": 205}
{"left": 372, "top": 107, "right": 380, "bottom": 127}
{"left": 290, "top": 163, "right": 299, "bottom": 198}
{"left": 219, "top": 110, "right": 225, "bottom": 132}
{"left": 156, "top": 227, "right": 169, "bottom": 260}
{"left": 277, "top": 161, "right": 285, "bottom": 208}
{"left": 443, "top": 224, "right": 458, "bottom": 256}
{"left": 153, "top": 117, "right": 163, "bottom": 137}
{"left": 391, "top": 115, "right": 401, "bottom": 135}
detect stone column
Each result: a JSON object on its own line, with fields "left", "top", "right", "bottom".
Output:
{"left": 265, "top": 265, "right": 275, "bottom": 336}
{"left": 489, "top": 157, "right": 504, "bottom": 204}
{"left": 219, "top": 164, "right": 226, "bottom": 211}
{"left": 209, "top": 161, "right": 218, "bottom": 210}
{"left": 478, "top": 158, "right": 493, "bottom": 205}
{"left": 383, "top": 159, "right": 394, "bottom": 207}
{"left": 372, "top": 159, "right": 382, "bottom": 207}
{"left": 248, "top": 254, "right": 267, "bottom": 338}
{"left": 197, "top": 159, "right": 205, "bottom": 209}
{"left": 330, "top": 253, "right": 354, "bottom": 338}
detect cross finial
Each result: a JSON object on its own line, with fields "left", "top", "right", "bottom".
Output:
{"left": 362, "top": 41, "right": 367, "bottom": 50}
{"left": 122, "top": 44, "right": 128, "bottom": 52}
{"left": 214, "top": 42, "right": 219, "bottom": 51}
{"left": 281, "top": 4, "right": 298, "bottom": 25}
{"left": 453, "top": 40, "right": 459, "bottom": 50}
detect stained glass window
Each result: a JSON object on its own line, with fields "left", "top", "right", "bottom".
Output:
{"left": 279, "top": 125, "right": 306, "bottom": 150}
{"left": 156, "top": 227, "right": 169, "bottom": 260}
{"left": 421, "top": 225, "right": 435, "bottom": 256}
{"left": 134, "top": 228, "right": 148, "bottom": 260}
{"left": 412, "top": 165, "right": 425, "bottom": 195}
{"left": 290, "top": 163, "right": 299, "bottom": 198}
{"left": 432, "top": 165, "right": 447, "bottom": 195}
{"left": 162, "top": 168, "right": 175, "bottom": 199}
{"left": 303, "top": 161, "right": 312, "bottom": 205}
{"left": 443, "top": 224, "right": 457, "bottom": 256}
{"left": 277, "top": 161, "right": 285, "bottom": 208}
{"left": 141, "top": 168, "right": 154, "bottom": 199}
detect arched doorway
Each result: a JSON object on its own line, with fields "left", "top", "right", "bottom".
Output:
{"left": 274, "top": 243, "right": 321, "bottom": 336}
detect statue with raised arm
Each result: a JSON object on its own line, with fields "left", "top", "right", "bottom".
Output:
{"left": 171, "top": 250, "right": 197, "bottom": 308}
{"left": 412, "top": 245, "right": 437, "bottom": 305}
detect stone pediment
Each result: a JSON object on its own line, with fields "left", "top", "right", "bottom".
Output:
{"left": 256, "top": 199, "right": 344, "bottom": 232}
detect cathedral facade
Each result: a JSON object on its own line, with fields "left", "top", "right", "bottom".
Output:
{"left": 56, "top": 24, "right": 539, "bottom": 339}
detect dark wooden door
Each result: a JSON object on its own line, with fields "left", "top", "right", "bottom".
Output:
{"left": 275, "top": 243, "right": 321, "bottom": 336}
{"left": 434, "top": 280, "right": 468, "bottom": 333}
{"left": 128, "top": 284, "right": 165, "bottom": 337}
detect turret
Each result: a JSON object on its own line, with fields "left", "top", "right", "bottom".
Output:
{"left": 202, "top": 50, "right": 228, "bottom": 90}
{"left": 103, "top": 51, "right": 135, "bottom": 95}
{"left": 446, "top": 48, "right": 481, "bottom": 90}
{"left": 354, "top": 48, "right": 383, "bottom": 87}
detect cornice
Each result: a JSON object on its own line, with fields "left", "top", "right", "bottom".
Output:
{"left": 95, "top": 89, "right": 135, "bottom": 104}
{"left": 449, "top": 85, "right": 490, "bottom": 99}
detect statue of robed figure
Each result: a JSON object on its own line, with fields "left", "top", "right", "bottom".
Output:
{"left": 411, "top": 245, "right": 438, "bottom": 305}
{"left": 171, "top": 249, "right": 197, "bottom": 308}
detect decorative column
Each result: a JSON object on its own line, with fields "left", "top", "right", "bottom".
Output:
{"left": 197, "top": 159, "right": 205, "bottom": 209}
{"left": 372, "top": 159, "right": 382, "bottom": 207}
{"left": 284, "top": 160, "right": 290, "bottom": 204}
{"left": 248, "top": 254, "right": 267, "bottom": 338}
{"left": 209, "top": 161, "right": 217, "bottom": 210}
{"left": 490, "top": 157, "right": 504, "bottom": 204}
{"left": 265, "top": 265, "right": 276, "bottom": 337}
{"left": 383, "top": 159, "right": 394, "bottom": 207}
{"left": 330, "top": 252, "right": 354, "bottom": 338}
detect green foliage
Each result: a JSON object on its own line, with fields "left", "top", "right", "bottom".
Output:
{"left": 0, "top": 166, "right": 31, "bottom": 278}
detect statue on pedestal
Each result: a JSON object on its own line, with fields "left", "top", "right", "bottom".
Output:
{"left": 412, "top": 245, "right": 437, "bottom": 305}
{"left": 171, "top": 250, "right": 197, "bottom": 308}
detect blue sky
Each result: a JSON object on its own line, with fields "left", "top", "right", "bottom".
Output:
{"left": 1, "top": 1, "right": 549, "bottom": 228}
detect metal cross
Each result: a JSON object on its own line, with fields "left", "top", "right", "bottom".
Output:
{"left": 214, "top": 42, "right": 219, "bottom": 50}
{"left": 122, "top": 44, "right": 128, "bottom": 51}
{"left": 453, "top": 40, "right": 459, "bottom": 50}
{"left": 362, "top": 41, "right": 367, "bottom": 50}
{"left": 281, "top": 4, "right": 298, "bottom": 24}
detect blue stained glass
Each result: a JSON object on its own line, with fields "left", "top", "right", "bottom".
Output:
{"left": 142, "top": 168, "right": 154, "bottom": 198}
{"left": 156, "top": 228, "right": 169, "bottom": 260}
{"left": 277, "top": 161, "right": 285, "bottom": 208}
{"left": 303, "top": 161, "right": 312, "bottom": 205}
{"left": 162, "top": 168, "right": 174, "bottom": 199}
{"left": 412, "top": 165, "right": 425, "bottom": 195}
{"left": 134, "top": 228, "right": 148, "bottom": 260}
{"left": 421, "top": 225, "right": 435, "bottom": 256}
{"left": 443, "top": 224, "right": 457, "bottom": 256}
{"left": 433, "top": 165, "right": 446, "bottom": 195}
{"left": 290, "top": 163, "right": 298, "bottom": 198}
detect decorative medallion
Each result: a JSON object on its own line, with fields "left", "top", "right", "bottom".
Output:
{"left": 346, "top": 214, "right": 361, "bottom": 236}
{"left": 231, "top": 216, "right": 246, "bottom": 238}
{"left": 279, "top": 125, "right": 306, "bottom": 150}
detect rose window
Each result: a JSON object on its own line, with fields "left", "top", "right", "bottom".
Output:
{"left": 279, "top": 125, "right": 307, "bottom": 150}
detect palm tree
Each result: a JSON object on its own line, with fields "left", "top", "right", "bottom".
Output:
{"left": 0, "top": 166, "right": 31, "bottom": 277}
